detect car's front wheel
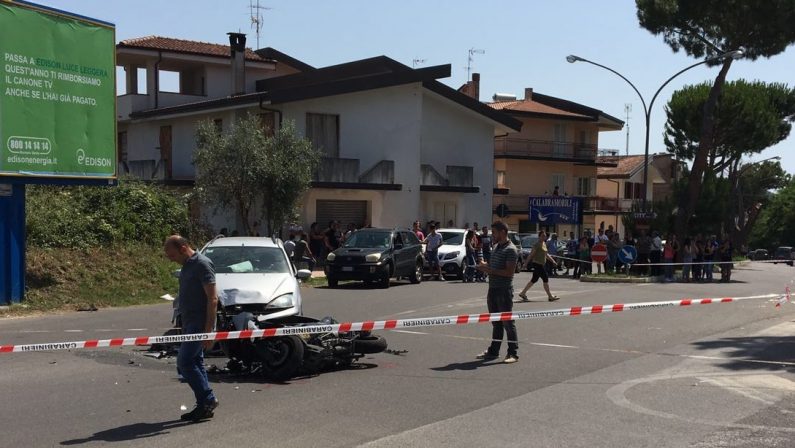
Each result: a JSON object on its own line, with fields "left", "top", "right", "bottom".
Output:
{"left": 409, "top": 261, "right": 423, "bottom": 284}
{"left": 378, "top": 264, "right": 392, "bottom": 289}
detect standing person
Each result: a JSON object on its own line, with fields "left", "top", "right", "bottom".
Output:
{"left": 283, "top": 231, "right": 297, "bottom": 261}
{"left": 480, "top": 226, "right": 492, "bottom": 263}
{"left": 718, "top": 236, "right": 734, "bottom": 283}
{"left": 576, "top": 236, "right": 591, "bottom": 278}
{"left": 309, "top": 223, "right": 325, "bottom": 263}
{"left": 293, "top": 232, "right": 315, "bottom": 271}
{"left": 422, "top": 224, "right": 444, "bottom": 281}
{"left": 163, "top": 235, "right": 219, "bottom": 422}
{"left": 518, "top": 230, "right": 560, "bottom": 302}
{"left": 693, "top": 235, "right": 704, "bottom": 282}
{"left": 475, "top": 221, "right": 519, "bottom": 364}
{"left": 663, "top": 234, "right": 676, "bottom": 282}
{"left": 650, "top": 231, "right": 663, "bottom": 277}
{"left": 704, "top": 235, "right": 716, "bottom": 282}
{"left": 607, "top": 233, "right": 621, "bottom": 274}
{"left": 546, "top": 233, "right": 559, "bottom": 276}
{"left": 682, "top": 238, "right": 693, "bottom": 282}
{"left": 463, "top": 230, "right": 477, "bottom": 283}
{"left": 565, "top": 233, "right": 578, "bottom": 277}
{"left": 413, "top": 221, "right": 425, "bottom": 241}
{"left": 324, "top": 221, "right": 340, "bottom": 254}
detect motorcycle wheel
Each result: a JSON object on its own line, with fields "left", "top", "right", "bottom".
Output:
{"left": 352, "top": 335, "right": 388, "bottom": 354}
{"left": 256, "top": 336, "right": 305, "bottom": 381}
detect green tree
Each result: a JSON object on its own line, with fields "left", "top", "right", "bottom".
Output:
{"left": 194, "top": 114, "right": 319, "bottom": 236}
{"left": 750, "top": 177, "right": 795, "bottom": 250}
{"left": 636, "top": 0, "right": 795, "bottom": 238}
{"left": 664, "top": 80, "right": 795, "bottom": 171}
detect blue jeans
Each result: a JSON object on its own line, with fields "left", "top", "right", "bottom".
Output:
{"left": 177, "top": 325, "right": 216, "bottom": 406}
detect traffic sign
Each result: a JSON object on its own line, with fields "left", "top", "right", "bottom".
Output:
{"left": 618, "top": 245, "right": 638, "bottom": 264}
{"left": 591, "top": 243, "right": 608, "bottom": 262}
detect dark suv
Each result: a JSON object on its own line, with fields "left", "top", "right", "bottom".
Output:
{"left": 773, "top": 246, "right": 794, "bottom": 266}
{"left": 325, "top": 228, "right": 424, "bottom": 288}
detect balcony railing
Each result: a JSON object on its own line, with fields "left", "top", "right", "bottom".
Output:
{"left": 587, "top": 196, "right": 637, "bottom": 212}
{"left": 494, "top": 138, "right": 597, "bottom": 161}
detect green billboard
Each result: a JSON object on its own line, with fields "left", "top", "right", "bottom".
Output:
{"left": 0, "top": 1, "right": 116, "bottom": 179}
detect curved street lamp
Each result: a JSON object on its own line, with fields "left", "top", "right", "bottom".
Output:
{"left": 566, "top": 49, "right": 744, "bottom": 209}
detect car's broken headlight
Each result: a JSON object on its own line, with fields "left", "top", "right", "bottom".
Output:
{"left": 266, "top": 293, "right": 295, "bottom": 309}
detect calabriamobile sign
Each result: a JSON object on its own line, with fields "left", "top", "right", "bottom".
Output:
{"left": 528, "top": 196, "right": 582, "bottom": 225}
{"left": 0, "top": 1, "right": 116, "bottom": 179}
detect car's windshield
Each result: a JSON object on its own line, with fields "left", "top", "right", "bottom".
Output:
{"left": 343, "top": 231, "right": 392, "bottom": 248}
{"left": 521, "top": 236, "right": 539, "bottom": 249}
{"left": 439, "top": 231, "right": 464, "bottom": 245}
{"left": 776, "top": 247, "right": 792, "bottom": 255}
{"left": 203, "top": 246, "right": 290, "bottom": 274}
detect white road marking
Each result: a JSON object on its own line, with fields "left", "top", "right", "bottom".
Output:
{"left": 390, "top": 330, "right": 429, "bottom": 335}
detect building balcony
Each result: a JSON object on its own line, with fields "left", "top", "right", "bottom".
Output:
{"left": 587, "top": 196, "right": 637, "bottom": 212}
{"left": 494, "top": 138, "right": 609, "bottom": 163}
{"left": 116, "top": 92, "right": 208, "bottom": 120}
{"left": 312, "top": 158, "right": 401, "bottom": 190}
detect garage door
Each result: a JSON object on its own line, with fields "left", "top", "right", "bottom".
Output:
{"left": 316, "top": 200, "right": 368, "bottom": 228}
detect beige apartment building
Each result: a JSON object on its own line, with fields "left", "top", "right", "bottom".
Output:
{"left": 485, "top": 88, "right": 623, "bottom": 237}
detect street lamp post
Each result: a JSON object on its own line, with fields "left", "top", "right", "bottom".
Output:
{"left": 566, "top": 50, "right": 743, "bottom": 210}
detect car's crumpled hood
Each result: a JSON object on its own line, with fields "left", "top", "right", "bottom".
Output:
{"left": 216, "top": 273, "right": 295, "bottom": 306}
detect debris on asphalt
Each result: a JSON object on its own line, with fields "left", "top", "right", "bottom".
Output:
{"left": 76, "top": 305, "right": 98, "bottom": 312}
{"left": 180, "top": 405, "right": 187, "bottom": 411}
{"left": 384, "top": 349, "right": 408, "bottom": 356}
{"left": 143, "top": 351, "right": 169, "bottom": 359}
{"left": 49, "top": 361, "right": 57, "bottom": 364}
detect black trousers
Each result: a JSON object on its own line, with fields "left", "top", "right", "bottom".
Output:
{"left": 487, "top": 286, "right": 518, "bottom": 355}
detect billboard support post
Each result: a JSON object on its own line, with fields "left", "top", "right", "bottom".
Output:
{"left": 0, "top": 184, "right": 25, "bottom": 304}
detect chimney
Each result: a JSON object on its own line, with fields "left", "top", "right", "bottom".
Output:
{"left": 471, "top": 73, "right": 480, "bottom": 101}
{"left": 524, "top": 88, "right": 533, "bottom": 101}
{"left": 227, "top": 32, "right": 246, "bottom": 96}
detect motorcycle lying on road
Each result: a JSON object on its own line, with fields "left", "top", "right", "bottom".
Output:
{"left": 217, "top": 310, "right": 388, "bottom": 381}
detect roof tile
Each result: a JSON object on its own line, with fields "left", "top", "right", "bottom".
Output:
{"left": 487, "top": 99, "right": 591, "bottom": 119}
{"left": 118, "top": 36, "right": 270, "bottom": 62}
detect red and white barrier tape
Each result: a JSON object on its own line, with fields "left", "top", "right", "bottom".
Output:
{"left": 0, "top": 293, "right": 784, "bottom": 354}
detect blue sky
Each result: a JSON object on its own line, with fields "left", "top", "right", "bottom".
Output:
{"left": 39, "top": 0, "right": 795, "bottom": 173}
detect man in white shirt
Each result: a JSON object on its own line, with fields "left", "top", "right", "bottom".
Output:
{"left": 423, "top": 224, "right": 444, "bottom": 280}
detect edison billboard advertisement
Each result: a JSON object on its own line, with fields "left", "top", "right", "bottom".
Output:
{"left": 0, "top": 1, "right": 115, "bottom": 179}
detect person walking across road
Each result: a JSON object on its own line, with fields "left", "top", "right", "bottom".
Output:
{"left": 163, "top": 235, "right": 219, "bottom": 422}
{"left": 475, "top": 221, "right": 520, "bottom": 364}
{"left": 517, "top": 230, "right": 560, "bottom": 302}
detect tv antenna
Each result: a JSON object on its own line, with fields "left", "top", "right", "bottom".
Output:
{"left": 466, "top": 48, "right": 484, "bottom": 81}
{"left": 624, "top": 103, "right": 632, "bottom": 156}
{"left": 412, "top": 58, "right": 426, "bottom": 68}
{"left": 248, "top": 0, "right": 272, "bottom": 49}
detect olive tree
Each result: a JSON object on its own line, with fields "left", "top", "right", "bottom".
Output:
{"left": 194, "top": 113, "right": 319, "bottom": 236}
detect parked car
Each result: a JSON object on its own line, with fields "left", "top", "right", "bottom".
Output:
{"left": 198, "top": 236, "right": 311, "bottom": 321}
{"left": 423, "top": 228, "right": 467, "bottom": 279}
{"left": 773, "top": 246, "right": 794, "bottom": 266}
{"left": 325, "top": 228, "right": 424, "bottom": 288}
{"left": 508, "top": 231, "right": 525, "bottom": 272}
{"left": 519, "top": 235, "right": 540, "bottom": 272}
{"left": 748, "top": 249, "right": 768, "bottom": 261}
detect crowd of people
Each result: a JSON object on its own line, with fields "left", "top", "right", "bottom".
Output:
{"left": 554, "top": 227, "right": 736, "bottom": 283}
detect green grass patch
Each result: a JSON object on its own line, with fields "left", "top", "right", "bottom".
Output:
{"left": 1, "top": 244, "right": 178, "bottom": 317}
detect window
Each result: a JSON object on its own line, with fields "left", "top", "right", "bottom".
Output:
{"left": 553, "top": 124, "right": 567, "bottom": 157}
{"left": 551, "top": 174, "right": 565, "bottom": 194}
{"left": 306, "top": 113, "right": 339, "bottom": 157}
{"left": 624, "top": 182, "right": 643, "bottom": 199}
{"left": 158, "top": 70, "right": 180, "bottom": 93}
{"left": 575, "top": 177, "right": 593, "bottom": 196}
{"left": 117, "top": 131, "right": 127, "bottom": 163}
{"left": 496, "top": 170, "right": 506, "bottom": 188}
{"left": 259, "top": 112, "right": 275, "bottom": 137}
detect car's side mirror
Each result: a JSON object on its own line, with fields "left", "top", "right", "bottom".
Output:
{"left": 394, "top": 243, "right": 403, "bottom": 250}
{"left": 296, "top": 269, "right": 312, "bottom": 280}
{"left": 172, "top": 269, "right": 181, "bottom": 279}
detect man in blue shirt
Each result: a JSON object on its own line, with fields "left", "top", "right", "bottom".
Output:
{"left": 164, "top": 235, "right": 219, "bottom": 422}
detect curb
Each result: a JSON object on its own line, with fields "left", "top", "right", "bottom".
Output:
{"left": 580, "top": 275, "right": 654, "bottom": 284}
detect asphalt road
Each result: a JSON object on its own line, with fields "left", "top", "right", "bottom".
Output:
{"left": 2, "top": 263, "right": 795, "bottom": 447}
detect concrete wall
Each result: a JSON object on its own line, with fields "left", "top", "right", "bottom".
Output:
{"left": 420, "top": 90, "right": 494, "bottom": 227}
